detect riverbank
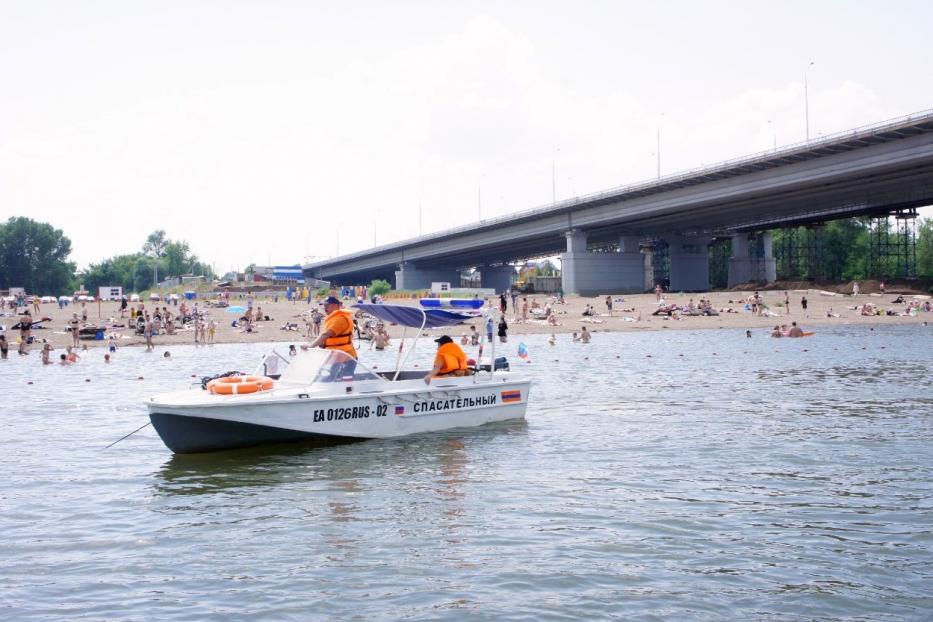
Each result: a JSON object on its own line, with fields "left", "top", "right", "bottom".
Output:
{"left": 2, "top": 289, "right": 929, "bottom": 353}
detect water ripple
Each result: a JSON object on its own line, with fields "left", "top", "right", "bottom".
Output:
{"left": 0, "top": 324, "right": 931, "bottom": 619}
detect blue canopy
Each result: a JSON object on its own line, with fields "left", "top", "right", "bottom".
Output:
{"left": 352, "top": 303, "right": 472, "bottom": 328}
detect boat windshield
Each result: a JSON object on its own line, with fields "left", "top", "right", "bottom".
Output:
{"left": 277, "top": 348, "right": 386, "bottom": 385}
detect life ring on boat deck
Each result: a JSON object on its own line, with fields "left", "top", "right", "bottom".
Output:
{"left": 207, "top": 375, "right": 274, "bottom": 395}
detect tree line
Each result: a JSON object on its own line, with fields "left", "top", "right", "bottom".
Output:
{"left": 0, "top": 218, "right": 214, "bottom": 294}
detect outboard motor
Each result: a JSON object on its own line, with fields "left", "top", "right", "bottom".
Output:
{"left": 474, "top": 356, "right": 509, "bottom": 372}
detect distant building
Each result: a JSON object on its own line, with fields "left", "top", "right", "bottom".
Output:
{"left": 252, "top": 265, "right": 305, "bottom": 285}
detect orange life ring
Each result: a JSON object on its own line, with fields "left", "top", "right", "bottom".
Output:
{"left": 207, "top": 375, "right": 274, "bottom": 395}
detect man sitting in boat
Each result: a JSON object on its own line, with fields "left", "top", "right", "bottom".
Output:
{"left": 424, "top": 335, "right": 471, "bottom": 384}
{"left": 302, "top": 296, "right": 358, "bottom": 378}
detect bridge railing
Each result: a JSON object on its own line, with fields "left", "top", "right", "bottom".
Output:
{"left": 308, "top": 107, "right": 933, "bottom": 268}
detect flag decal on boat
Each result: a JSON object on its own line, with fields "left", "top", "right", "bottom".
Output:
{"left": 501, "top": 390, "right": 521, "bottom": 403}
{"left": 395, "top": 405, "right": 405, "bottom": 416}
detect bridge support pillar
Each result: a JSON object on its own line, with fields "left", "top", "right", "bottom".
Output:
{"left": 478, "top": 265, "right": 515, "bottom": 293}
{"left": 560, "top": 230, "right": 648, "bottom": 295}
{"left": 728, "top": 233, "right": 776, "bottom": 286}
{"left": 761, "top": 232, "right": 777, "bottom": 282}
{"left": 620, "top": 235, "right": 652, "bottom": 291}
{"left": 394, "top": 262, "right": 462, "bottom": 291}
{"left": 665, "top": 234, "right": 712, "bottom": 292}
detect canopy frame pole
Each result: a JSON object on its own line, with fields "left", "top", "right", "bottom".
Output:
{"left": 392, "top": 326, "right": 407, "bottom": 381}
{"left": 489, "top": 307, "right": 497, "bottom": 380}
{"left": 393, "top": 308, "right": 427, "bottom": 382}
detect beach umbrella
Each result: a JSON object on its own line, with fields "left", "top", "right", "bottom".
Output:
{"left": 225, "top": 306, "right": 246, "bottom": 314}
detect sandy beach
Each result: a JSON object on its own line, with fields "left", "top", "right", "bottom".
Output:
{"left": 4, "top": 288, "right": 929, "bottom": 354}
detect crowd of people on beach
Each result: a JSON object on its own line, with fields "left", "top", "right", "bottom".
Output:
{"left": 3, "top": 283, "right": 930, "bottom": 368}
{"left": 0, "top": 292, "right": 225, "bottom": 360}
{"left": 498, "top": 288, "right": 573, "bottom": 325}
{"left": 652, "top": 297, "right": 719, "bottom": 317}
{"left": 857, "top": 298, "right": 930, "bottom": 317}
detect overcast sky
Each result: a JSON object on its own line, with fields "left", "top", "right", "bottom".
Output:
{"left": 2, "top": 1, "right": 932, "bottom": 273}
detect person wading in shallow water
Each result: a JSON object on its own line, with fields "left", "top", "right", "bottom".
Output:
{"left": 498, "top": 316, "right": 509, "bottom": 343}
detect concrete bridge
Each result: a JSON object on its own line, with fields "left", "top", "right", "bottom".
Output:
{"left": 304, "top": 110, "right": 933, "bottom": 294}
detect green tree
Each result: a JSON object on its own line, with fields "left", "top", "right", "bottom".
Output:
{"left": 163, "top": 240, "right": 192, "bottom": 277}
{"left": 78, "top": 253, "right": 146, "bottom": 292}
{"left": 138, "top": 230, "right": 215, "bottom": 284}
{"left": 369, "top": 279, "right": 391, "bottom": 297}
{"left": 0, "top": 217, "right": 75, "bottom": 293}
{"left": 538, "top": 260, "right": 557, "bottom": 276}
{"left": 820, "top": 219, "right": 868, "bottom": 280}
{"left": 917, "top": 217, "right": 933, "bottom": 278}
{"left": 134, "top": 258, "right": 158, "bottom": 292}
{"left": 772, "top": 219, "right": 870, "bottom": 280}
{"left": 143, "top": 230, "right": 168, "bottom": 258}
{"left": 142, "top": 230, "right": 169, "bottom": 287}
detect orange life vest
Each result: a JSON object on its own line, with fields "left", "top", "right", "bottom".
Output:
{"left": 323, "top": 308, "right": 357, "bottom": 358}
{"left": 435, "top": 342, "right": 468, "bottom": 375}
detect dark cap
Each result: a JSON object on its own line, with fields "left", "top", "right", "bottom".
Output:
{"left": 323, "top": 296, "right": 341, "bottom": 306}
{"left": 434, "top": 335, "right": 453, "bottom": 345}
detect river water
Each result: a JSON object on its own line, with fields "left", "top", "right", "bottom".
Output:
{"left": 1, "top": 325, "right": 931, "bottom": 620}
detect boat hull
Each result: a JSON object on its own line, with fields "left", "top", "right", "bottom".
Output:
{"left": 148, "top": 377, "right": 530, "bottom": 453}
{"left": 149, "top": 412, "right": 356, "bottom": 454}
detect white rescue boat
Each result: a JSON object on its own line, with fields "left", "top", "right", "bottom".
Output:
{"left": 147, "top": 304, "right": 531, "bottom": 453}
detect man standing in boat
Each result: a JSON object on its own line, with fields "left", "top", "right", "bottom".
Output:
{"left": 303, "top": 296, "right": 358, "bottom": 378}
{"left": 425, "top": 335, "right": 471, "bottom": 384}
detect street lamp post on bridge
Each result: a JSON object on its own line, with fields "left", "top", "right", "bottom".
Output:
{"left": 552, "top": 148, "right": 560, "bottom": 202}
{"left": 656, "top": 127, "right": 661, "bottom": 179}
{"left": 805, "top": 61, "right": 815, "bottom": 142}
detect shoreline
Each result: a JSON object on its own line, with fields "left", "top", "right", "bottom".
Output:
{"left": 2, "top": 290, "right": 929, "bottom": 353}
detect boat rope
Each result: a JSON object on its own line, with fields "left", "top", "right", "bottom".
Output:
{"left": 104, "top": 421, "right": 152, "bottom": 449}
{"left": 200, "top": 370, "right": 244, "bottom": 390}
